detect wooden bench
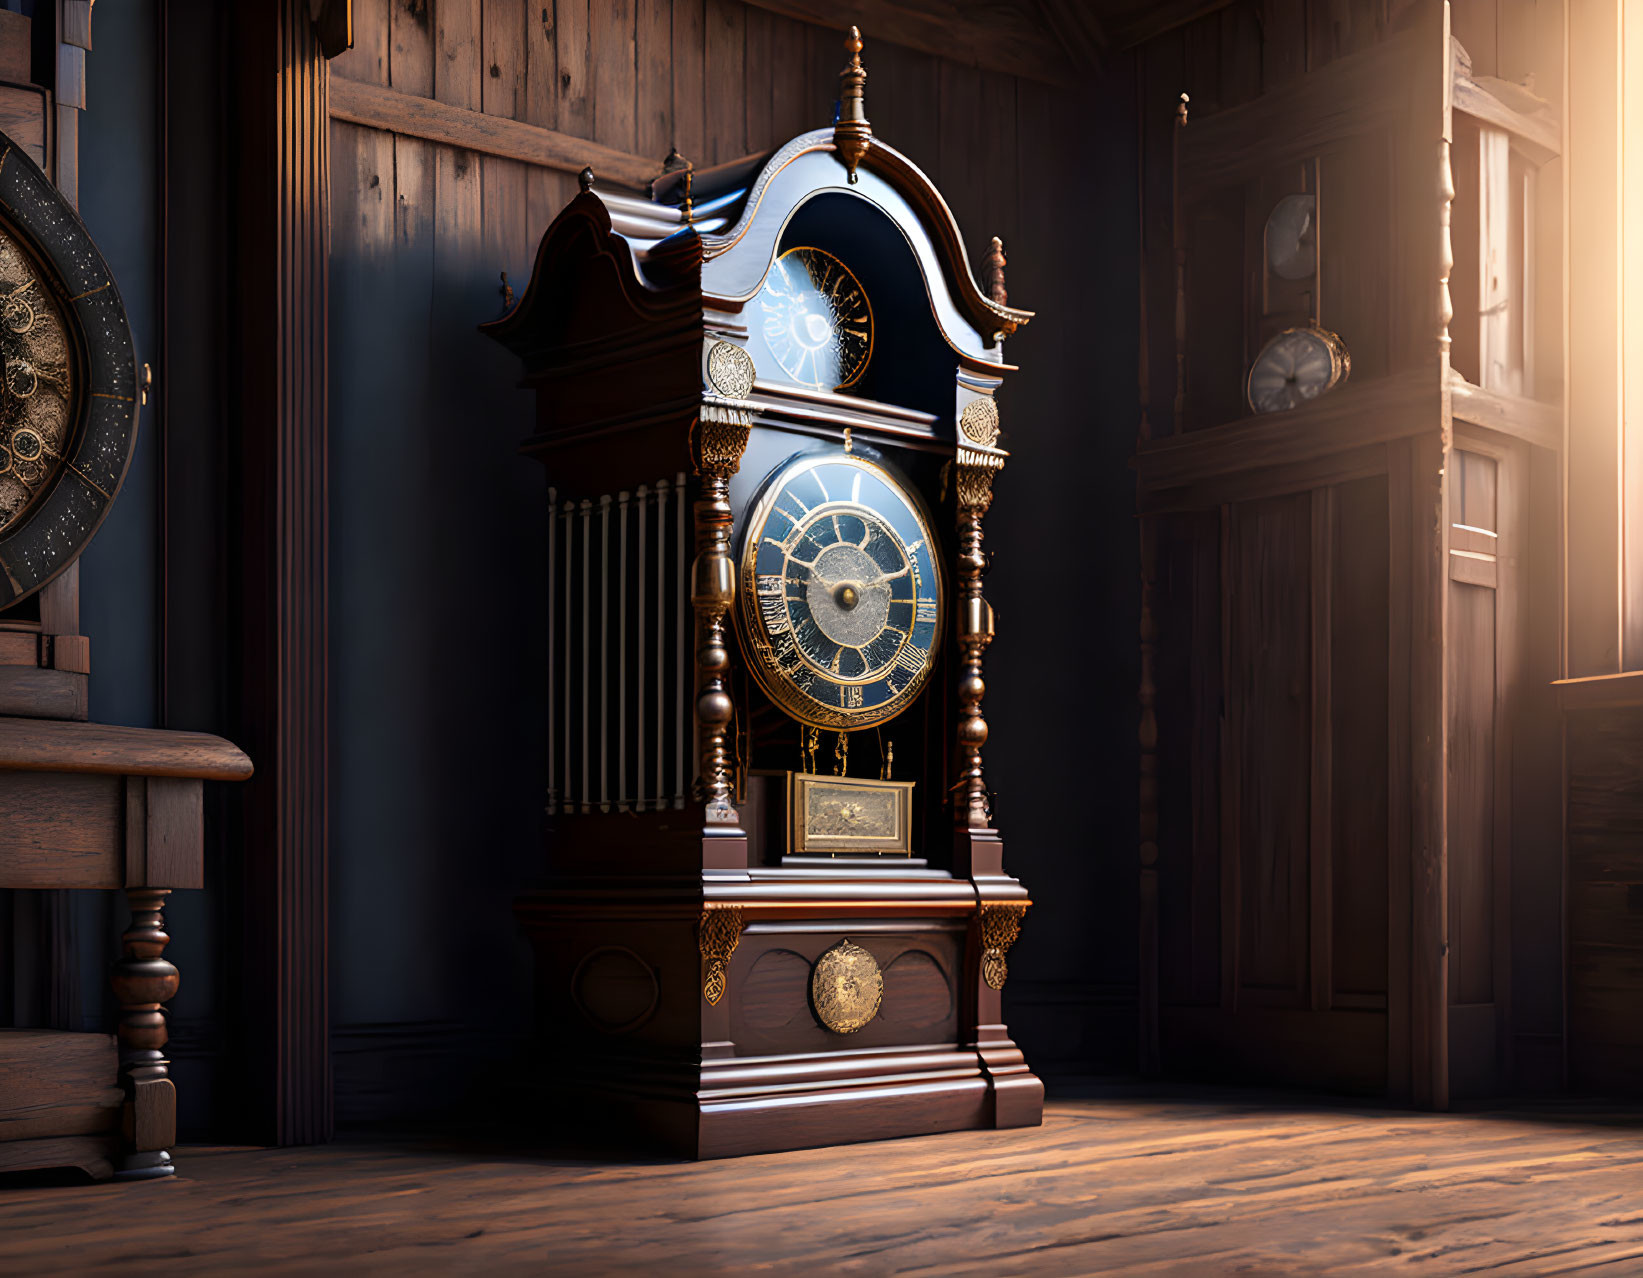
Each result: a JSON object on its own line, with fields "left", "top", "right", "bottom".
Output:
{"left": 0, "top": 719, "right": 251, "bottom": 1179}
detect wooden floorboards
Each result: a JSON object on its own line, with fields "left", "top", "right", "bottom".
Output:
{"left": 6, "top": 1092, "right": 1643, "bottom": 1274}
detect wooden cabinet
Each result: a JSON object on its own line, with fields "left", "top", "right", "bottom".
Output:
{"left": 1136, "top": 2, "right": 1562, "bottom": 1107}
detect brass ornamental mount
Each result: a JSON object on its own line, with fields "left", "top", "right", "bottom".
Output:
{"left": 706, "top": 339, "right": 755, "bottom": 400}
{"left": 959, "top": 396, "right": 1000, "bottom": 448}
{"left": 979, "top": 901, "right": 1029, "bottom": 990}
{"left": 699, "top": 906, "right": 744, "bottom": 1005}
{"left": 811, "top": 939, "right": 884, "bottom": 1033}
{"left": 834, "top": 27, "right": 872, "bottom": 183}
{"left": 663, "top": 147, "right": 696, "bottom": 223}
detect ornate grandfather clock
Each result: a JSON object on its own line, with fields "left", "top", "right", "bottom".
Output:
{"left": 485, "top": 29, "right": 1041, "bottom": 1157}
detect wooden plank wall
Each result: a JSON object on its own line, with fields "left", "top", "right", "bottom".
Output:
{"left": 324, "top": 0, "right": 1140, "bottom": 1117}
{"left": 1567, "top": 708, "right": 1643, "bottom": 1092}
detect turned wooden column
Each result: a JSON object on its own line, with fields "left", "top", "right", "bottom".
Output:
{"left": 952, "top": 399, "right": 1007, "bottom": 831}
{"left": 111, "top": 888, "right": 180, "bottom": 1178}
{"left": 691, "top": 393, "right": 753, "bottom": 830}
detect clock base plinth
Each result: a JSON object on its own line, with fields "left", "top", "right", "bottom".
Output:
{"left": 516, "top": 881, "right": 1043, "bottom": 1159}
{"left": 543, "top": 1042, "right": 1041, "bottom": 1161}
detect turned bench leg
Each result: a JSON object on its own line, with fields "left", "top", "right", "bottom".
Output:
{"left": 111, "top": 887, "right": 179, "bottom": 1179}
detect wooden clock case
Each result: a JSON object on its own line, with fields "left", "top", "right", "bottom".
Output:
{"left": 484, "top": 33, "right": 1042, "bottom": 1159}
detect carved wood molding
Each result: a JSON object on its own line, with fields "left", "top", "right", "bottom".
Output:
{"left": 328, "top": 76, "right": 660, "bottom": 191}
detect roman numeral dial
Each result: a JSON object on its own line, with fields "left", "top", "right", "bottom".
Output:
{"left": 757, "top": 246, "right": 874, "bottom": 392}
{"left": 740, "top": 452, "right": 942, "bottom": 731}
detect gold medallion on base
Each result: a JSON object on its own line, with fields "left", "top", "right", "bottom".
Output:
{"left": 810, "top": 939, "right": 883, "bottom": 1033}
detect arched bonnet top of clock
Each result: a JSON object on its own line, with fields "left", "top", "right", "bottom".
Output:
{"left": 484, "top": 29, "right": 1030, "bottom": 380}
{"left": 668, "top": 28, "right": 1031, "bottom": 354}
{"left": 691, "top": 127, "right": 1027, "bottom": 365}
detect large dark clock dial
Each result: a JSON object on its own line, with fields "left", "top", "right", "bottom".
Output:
{"left": 0, "top": 137, "right": 139, "bottom": 609}
{"left": 757, "top": 246, "right": 873, "bottom": 391}
{"left": 739, "top": 451, "right": 941, "bottom": 730}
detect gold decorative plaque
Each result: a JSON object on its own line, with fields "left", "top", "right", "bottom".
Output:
{"left": 706, "top": 339, "right": 756, "bottom": 399}
{"left": 958, "top": 396, "right": 1000, "bottom": 447}
{"left": 810, "top": 939, "right": 883, "bottom": 1033}
{"left": 788, "top": 771, "right": 914, "bottom": 857}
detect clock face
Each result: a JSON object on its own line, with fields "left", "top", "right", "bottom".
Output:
{"left": 0, "top": 232, "right": 74, "bottom": 535}
{"left": 0, "top": 143, "right": 139, "bottom": 610}
{"left": 757, "top": 246, "right": 873, "bottom": 391}
{"left": 1264, "top": 193, "right": 1316, "bottom": 281}
{"left": 740, "top": 451, "right": 941, "bottom": 730}
{"left": 1247, "top": 325, "right": 1350, "bottom": 413}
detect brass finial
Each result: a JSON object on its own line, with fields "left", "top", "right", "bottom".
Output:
{"left": 1176, "top": 92, "right": 1189, "bottom": 126}
{"left": 833, "top": 26, "right": 871, "bottom": 183}
{"left": 663, "top": 146, "right": 695, "bottom": 222}
{"left": 579, "top": 166, "right": 596, "bottom": 192}
{"left": 985, "top": 237, "right": 1007, "bottom": 307}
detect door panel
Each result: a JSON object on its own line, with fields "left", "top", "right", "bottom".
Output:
{"left": 1227, "top": 493, "right": 1312, "bottom": 1005}
{"left": 1332, "top": 476, "right": 1391, "bottom": 1004}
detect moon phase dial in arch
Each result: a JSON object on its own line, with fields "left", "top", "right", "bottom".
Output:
{"left": 740, "top": 451, "right": 941, "bottom": 730}
{"left": 757, "top": 246, "right": 873, "bottom": 391}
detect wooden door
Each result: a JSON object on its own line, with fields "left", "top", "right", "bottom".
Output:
{"left": 1156, "top": 473, "right": 1393, "bottom": 1093}
{"left": 1445, "top": 435, "right": 1523, "bottom": 1097}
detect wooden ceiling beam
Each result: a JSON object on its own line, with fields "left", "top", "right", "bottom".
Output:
{"left": 736, "top": 1, "right": 1079, "bottom": 86}
{"left": 1029, "top": 0, "right": 1108, "bottom": 69}
{"left": 1098, "top": 0, "right": 1237, "bottom": 51}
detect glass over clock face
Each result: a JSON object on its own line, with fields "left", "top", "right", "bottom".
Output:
{"left": 740, "top": 451, "right": 941, "bottom": 730}
{"left": 757, "top": 246, "right": 874, "bottom": 392}
{"left": 0, "top": 231, "right": 73, "bottom": 535}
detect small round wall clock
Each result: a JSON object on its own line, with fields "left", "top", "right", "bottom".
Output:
{"left": 1264, "top": 193, "right": 1317, "bottom": 281}
{"left": 1246, "top": 324, "right": 1351, "bottom": 414}
{"left": 739, "top": 450, "right": 941, "bottom": 730}
{"left": 757, "top": 246, "right": 874, "bottom": 391}
{"left": 0, "top": 135, "right": 139, "bottom": 608}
